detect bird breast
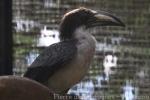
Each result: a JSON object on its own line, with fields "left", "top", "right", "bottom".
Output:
{"left": 47, "top": 27, "right": 96, "bottom": 94}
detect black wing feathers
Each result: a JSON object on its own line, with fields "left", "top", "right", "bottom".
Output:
{"left": 24, "top": 40, "right": 77, "bottom": 83}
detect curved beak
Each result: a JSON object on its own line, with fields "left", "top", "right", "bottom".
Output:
{"left": 87, "top": 11, "right": 125, "bottom": 28}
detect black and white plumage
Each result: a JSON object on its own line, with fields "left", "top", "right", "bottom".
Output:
{"left": 24, "top": 7, "right": 125, "bottom": 94}
{"left": 24, "top": 40, "right": 77, "bottom": 83}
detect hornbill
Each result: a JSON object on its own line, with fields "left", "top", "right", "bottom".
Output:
{"left": 24, "top": 7, "right": 125, "bottom": 94}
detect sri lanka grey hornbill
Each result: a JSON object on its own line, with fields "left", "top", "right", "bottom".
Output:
{"left": 24, "top": 7, "right": 125, "bottom": 94}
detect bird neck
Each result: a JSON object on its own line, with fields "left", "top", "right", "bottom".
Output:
{"left": 59, "top": 24, "right": 90, "bottom": 40}
{"left": 70, "top": 26, "right": 97, "bottom": 55}
{"left": 73, "top": 26, "right": 95, "bottom": 42}
{"left": 59, "top": 26, "right": 95, "bottom": 41}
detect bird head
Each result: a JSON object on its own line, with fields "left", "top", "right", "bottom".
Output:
{"left": 59, "top": 7, "right": 125, "bottom": 40}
